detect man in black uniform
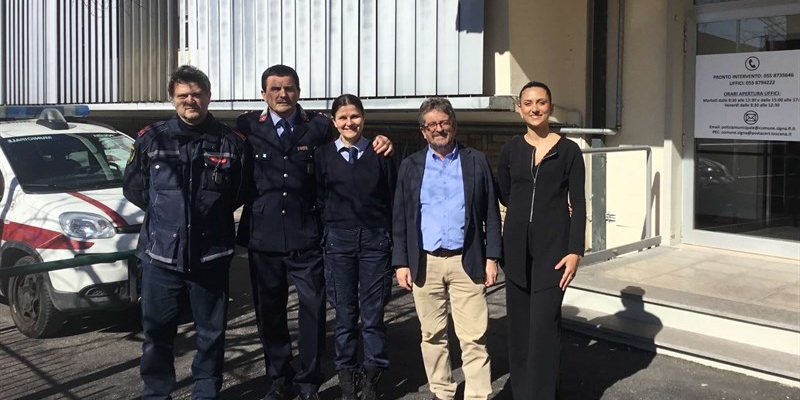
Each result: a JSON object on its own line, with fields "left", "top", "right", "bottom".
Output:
{"left": 123, "top": 65, "right": 249, "bottom": 400}
{"left": 236, "top": 65, "right": 391, "bottom": 400}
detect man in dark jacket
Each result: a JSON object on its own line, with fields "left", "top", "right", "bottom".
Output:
{"left": 236, "top": 65, "right": 392, "bottom": 400}
{"left": 123, "top": 65, "right": 249, "bottom": 400}
{"left": 392, "top": 97, "right": 502, "bottom": 400}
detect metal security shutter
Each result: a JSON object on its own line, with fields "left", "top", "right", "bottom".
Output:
{"left": 181, "top": 0, "right": 485, "bottom": 101}
{"left": 2, "top": 0, "right": 177, "bottom": 105}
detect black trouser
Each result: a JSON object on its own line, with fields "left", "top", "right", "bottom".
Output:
{"left": 323, "top": 227, "right": 393, "bottom": 372}
{"left": 139, "top": 261, "right": 230, "bottom": 400}
{"left": 506, "top": 282, "right": 565, "bottom": 400}
{"left": 248, "top": 249, "right": 326, "bottom": 395}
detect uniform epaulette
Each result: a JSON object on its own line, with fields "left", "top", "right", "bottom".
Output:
{"left": 300, "top": 108, "right": 313, "bottom": 122}
{"left": 303, "top": 109, "right": 333, "bottom": 123}
{"left": 258, "top": 111, "right": 268, "bottom": 123}
{"left": 236, "top": 110, "right": 260, "bottom": 122}
{"left": 136, "top": 124, "right": 153, "bottom": 137}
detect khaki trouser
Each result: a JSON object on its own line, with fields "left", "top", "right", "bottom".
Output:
{"left": 411, "top": 254, "right": 491, "bottom": 400}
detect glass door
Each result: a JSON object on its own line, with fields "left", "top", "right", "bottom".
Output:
{"left": 685, "top": 1, "right": 800, "bottom": 258}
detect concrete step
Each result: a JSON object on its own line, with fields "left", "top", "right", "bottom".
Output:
{"left": 562, "top": 284, "right": 800, "bottom": 386}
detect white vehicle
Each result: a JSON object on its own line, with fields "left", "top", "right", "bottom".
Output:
{"left": 0, "top": 106, "right": 144, "bottom": 338}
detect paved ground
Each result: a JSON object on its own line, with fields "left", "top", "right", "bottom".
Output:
{"left": 1, "top": 251, "right": 798, "bottom": 400}
{"left": 578, "top": 244, "right": 800, "bottom": 317}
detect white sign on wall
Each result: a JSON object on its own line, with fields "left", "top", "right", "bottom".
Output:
{"left": 694, "top": 50, "right": 800, "bottom": 142}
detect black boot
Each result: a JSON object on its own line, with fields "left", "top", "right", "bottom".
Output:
{"left": 338, "top": 369, "right": 358, "bottom": 400}
{"left": 360, "top": 368, "right": 382, "bottom": 400}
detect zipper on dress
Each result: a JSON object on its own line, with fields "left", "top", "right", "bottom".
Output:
{"left": 529, "top": 149, "right": 557, "bottom": 223}
{"left": 529, "top": 148, "right": 537, "bottom": 222}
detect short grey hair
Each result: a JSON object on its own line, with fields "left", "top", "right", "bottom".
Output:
{"left": 418, "top": 97, "right": 457, "bottom": 126}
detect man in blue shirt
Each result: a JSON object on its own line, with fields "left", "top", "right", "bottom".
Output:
{"left": 392, "top": 97, "right": 502, "bottom": 400}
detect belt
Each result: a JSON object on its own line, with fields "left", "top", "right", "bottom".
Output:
{"left": 427, "top": 247, "right": 463, "bottom": 257}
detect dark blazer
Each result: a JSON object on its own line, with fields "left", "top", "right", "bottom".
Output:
{"left": 497, "top": 135, "right": 586, "bottom": 291}
{"left": 392, "top": 144, "right": 502, "bottom": 282}
{"left": 235, "top": 105, "right": 335, "bottom": 252}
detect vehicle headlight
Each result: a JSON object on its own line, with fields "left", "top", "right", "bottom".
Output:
{"left": 59, "top": 212, "right": 115, "bottom": 239}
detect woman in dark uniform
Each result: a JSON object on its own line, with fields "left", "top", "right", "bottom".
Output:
{"left": 315, "top": 94, "right": 396, "bottom": 400}
{"left": 497, "top": 81, "right": 587, "bottom": 399}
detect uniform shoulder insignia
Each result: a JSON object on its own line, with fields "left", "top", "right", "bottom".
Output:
{"left": 236, "top": 110, "right": 260, "bottom": 121}
{"left": 127, "top": 144, "right": 136, "bottom": 163}
{"left": 305, "top": 109, "right": 332, "bottom": 122}
{"left": 136, "top": 125, "right": 153, "bottom": 137}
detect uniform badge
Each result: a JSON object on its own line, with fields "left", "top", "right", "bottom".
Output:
{"left": 136, "top": 125, "right": 151, "bottom": 137}
{"left": 207, "top": 155, "right": 228, "bottom": 165}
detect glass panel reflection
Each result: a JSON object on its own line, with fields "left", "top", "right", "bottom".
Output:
{"left": 695, "top": 0, "right": 739, "bottom": 4}
{"left": 698, "top": 15, "right": 800, "bottom": 55}
{"left": 695, "top": 140, "right": 800, "bottom": 241}
{"left": 695, "top": 14, "right": 800, "bottom": 241}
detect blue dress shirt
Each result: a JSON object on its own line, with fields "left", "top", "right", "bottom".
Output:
{"left": 268, "top": 109, "right": 296, "bottom": 137}
{"left": 419, "top": 143, "right": 465, "bottom": 252}
{"left": 335, "top": 136, "right": 370, "bottom": 162}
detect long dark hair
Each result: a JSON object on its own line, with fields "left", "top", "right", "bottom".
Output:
{"left": 331, "top": 93, "right": 365, "bottom": 117}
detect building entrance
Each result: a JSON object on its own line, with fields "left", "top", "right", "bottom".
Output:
{"left": 688, "top": 1, "right": 800, "bottom": 257}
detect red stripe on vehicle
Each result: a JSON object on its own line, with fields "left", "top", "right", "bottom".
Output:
{"left": 68, "top": 192, "right": 128, "bottom": 227}
{"left": 1, "top": 220, "right": 94, "bottom": 250}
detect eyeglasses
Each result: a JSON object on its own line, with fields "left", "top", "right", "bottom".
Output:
{"left": 421, "top": 120, "right": 452, "bottom": 132}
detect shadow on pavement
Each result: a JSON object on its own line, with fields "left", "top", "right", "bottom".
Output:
{"left": 555, "top": 286, "right": 662, "bottom": 400}
{"left": 25, "top": 263, "right": 665, "bottom": 400}
{"left": 221, "top": 284, "right": 432, "bottom": 400}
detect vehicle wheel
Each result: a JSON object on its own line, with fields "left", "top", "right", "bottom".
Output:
{"left": 8, "top": 256, "right": 65, "bottom": 338}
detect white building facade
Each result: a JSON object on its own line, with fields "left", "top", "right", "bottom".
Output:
{"left": 2, "top": 0, "right": 798, "bottom": 260}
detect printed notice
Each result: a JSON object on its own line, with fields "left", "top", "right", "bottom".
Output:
{"left": 694, "top": 50, "right": 800, "bottom": 142}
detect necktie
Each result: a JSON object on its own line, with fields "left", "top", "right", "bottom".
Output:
{"left": 348, "top": 146, "right": 358, "bottom": 164}
{"left": 278, "top": 119, "right": 291, "bottom": 148}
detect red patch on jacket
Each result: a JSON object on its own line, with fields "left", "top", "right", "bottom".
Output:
{"left": 136, "top": 125, "right": 152, "bottom": 137}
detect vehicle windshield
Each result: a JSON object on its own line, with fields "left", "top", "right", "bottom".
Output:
{"left": 2, "top": 132, "right": 133, "bottom": 193}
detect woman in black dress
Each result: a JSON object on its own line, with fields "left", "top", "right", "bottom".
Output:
{"left": 497, "top": 81, "right": 587, "bottom": 399}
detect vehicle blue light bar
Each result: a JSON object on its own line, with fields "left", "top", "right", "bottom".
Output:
{"left": 0, "top": 105, "right": 90, "bottom": 119}
{"left": 37, "top": 109, "right": 71, "bottom": 130}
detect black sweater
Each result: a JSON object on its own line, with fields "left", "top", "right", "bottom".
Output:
{"left": 497, "top": 135, "right": 586, "bottom": 290}
{"left": 315, "top": 140, "right": 397, "bottom": 229}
